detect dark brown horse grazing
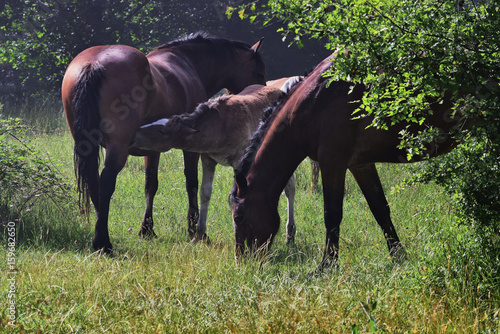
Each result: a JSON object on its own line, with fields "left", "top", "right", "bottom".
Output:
{"left": 62, "top": 33, "right": 266, "bottom": 253}
{"left": 231, "top": 54, "right": 463, "bottom": 269}
{"left": 129, "top": 83, "right": 297, "bottom": 243}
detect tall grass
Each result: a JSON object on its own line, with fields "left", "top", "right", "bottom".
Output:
{"left": 1, "top": 108, "right": 499, "bottom": 333}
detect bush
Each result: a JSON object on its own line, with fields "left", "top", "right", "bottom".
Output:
{"left": 0, "top": 112, "right": 83, "bottom": 248}
{"left": 409, "top": 136, "right": 500, "bottom": 284}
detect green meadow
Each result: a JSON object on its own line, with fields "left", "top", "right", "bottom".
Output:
{"left": 1, "top": 103, "right": 499, "bottom": 333}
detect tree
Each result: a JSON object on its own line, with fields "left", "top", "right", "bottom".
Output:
{"left": 0, "top": 0, "right": 234, "bottom": 97}
{"left": 0, "top": 0, "right": 329, "bottom": 98}
{"left": 230, "top": 0, "right": 500, "bottom": 266}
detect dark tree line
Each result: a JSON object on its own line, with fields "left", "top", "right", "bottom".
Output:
{"left": 0, "top": 0, "right": 329, "bottom": 99}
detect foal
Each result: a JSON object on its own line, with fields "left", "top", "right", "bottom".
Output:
{"left": 130, "top": 83, "right": 299, "bottom": 242}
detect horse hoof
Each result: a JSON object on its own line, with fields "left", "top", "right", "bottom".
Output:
{"left": 187, "top": 212, "right": 199, "bottom": 239}
{"left": 308, "top": 256, "right": 339, "bottom": 278}
{"left": 188, "top": 228, "right": 196, "bottom": 240}
{"left": 286, "top": 236, "right": 295, "bottom": 244}
{"left": 390, "top": 244, "right": 408, "bottom": 263}
{"left": 191, "top": 233, "right": 210, "bottom": 244}
{"left": 138, "top": 229, "right": 158, "bottom": 240}
{"left": 92, "top": 240, "right": 113, "bottom": 255}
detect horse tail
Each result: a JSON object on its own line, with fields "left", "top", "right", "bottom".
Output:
{"left": 72, "top": 61, "right": 106, "bottom": 216}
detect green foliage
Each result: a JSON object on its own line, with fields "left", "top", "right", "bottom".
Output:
{"left": 408, "top": 136, "right": 500, "bottom": 279}
{"left": 0, "top": 114, "right": 73, "bottom": 223}
{"left": 0, "top": 0, "right": 230, "bottom": 96}
{"left": 1, "top": 0, "right": 172, "bottom": 93}
{"left": 231, "top": 0, "right": 499, "bottom": 128}
{"left": 230, "top": 0, "right": 500, "bottom": 261}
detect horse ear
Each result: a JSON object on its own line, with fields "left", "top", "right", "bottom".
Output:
{"left": 251, "top": 37, "right": 264, "bottom": 53}
{"left": 176, "top": 121, "right": 198, "bottom": 135}
{"left": 183, "top": 126, "right": 199, "bottom": 135}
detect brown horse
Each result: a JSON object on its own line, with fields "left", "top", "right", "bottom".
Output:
{"left": 231, "top": 54, "right": 463, "bottom": 269}
{"left": 62, "top": 33, "right": 266, "bottom": 253}
{"left": 129, "top": 83, "right": 297, "bottom": 243}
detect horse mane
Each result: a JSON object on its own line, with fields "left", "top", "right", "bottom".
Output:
{"left": 168, "top": 98, "right": 224, "bottom": 130}
{"left": 157, "top": 32, "right": 251, "bottom": 52}
{"left": 155, "top": 32, "right": 265, "bottom": 70}
{"left": 234, "top": 77, "right": 304, "bottom": 181}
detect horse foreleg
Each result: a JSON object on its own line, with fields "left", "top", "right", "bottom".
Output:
{"left": 317, "top": 164, "right": 347, "bottom": 270}
{"left": 350, "top": 164, "right": 406, "bottom": 260}
{"left": 93, "top": 147, "right": 128, "bottom": 254}
{"left": 183, "top": 151, "right": 200, "bottom": 239}
{"left": 139, "top": 153, "right": 160, "bottom": 239}
{"left": 193, "top": 155, "right": 216, "bottom": 242}
{"left": 284, "top": 175, "right": 296, "bottom": 244}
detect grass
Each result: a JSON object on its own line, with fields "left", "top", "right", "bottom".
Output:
{"left": 1, "top": 108, "right": 499, "bottom": 333}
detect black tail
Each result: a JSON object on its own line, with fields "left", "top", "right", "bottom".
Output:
{"left": 72, "top": 61, "right": 106, "bottom": 215}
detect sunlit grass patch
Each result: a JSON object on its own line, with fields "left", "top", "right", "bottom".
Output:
{"left": 1, "top": 111, "right": 498, "bottom": 333}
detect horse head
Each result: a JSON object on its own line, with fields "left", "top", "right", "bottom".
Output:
{"left": 130, "top": 117, "right": 198, "bottom": 152}
{"left": 231, "top": 173, "right": 280, "bottom": 258}
{"left": 225, "top": 38, "right": 266, "bottom": 94}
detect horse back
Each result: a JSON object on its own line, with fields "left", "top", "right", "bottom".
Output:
{"left": 202, "top": 85, "right": 283, "bottom": 166}
{"left": 303, "top": 69, "right": 460, "bottom": 165}
{"left": 218, "top": 85, "right": 282, "bottom": 126}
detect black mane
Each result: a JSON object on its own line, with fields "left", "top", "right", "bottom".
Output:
{"left": 169, "top": 101, "right": 214, "bottom": 130}
{"left": 234, "top": 77, "right": 304, "bottom": 182}
{"left": 157, "top": 32, "right": 253, "bottom": 52}
{"left": 155, "top": 32, "right": 265, "bottom": 80}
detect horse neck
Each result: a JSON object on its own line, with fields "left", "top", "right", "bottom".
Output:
{"left": 158, "top": 45, "right": 236, "bottom": 97}
{"left": 247, "top": 122, "right": 306, "bottom": 203}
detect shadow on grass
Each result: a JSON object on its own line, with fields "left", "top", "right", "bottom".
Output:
{"left": 0, "top": 198, "right": 93, "bottom": 253}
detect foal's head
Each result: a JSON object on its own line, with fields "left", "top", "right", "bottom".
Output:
{"left": 130, "top": 116, "right": 198, "bottom": 152}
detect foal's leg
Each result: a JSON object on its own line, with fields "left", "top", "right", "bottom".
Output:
{"left": 318, "top": 163, "right": 347, "bottom": 269}
{"left": 193, "top": 154, "right": 216, "bottom": 242}
{"left": 350, "top": 164, "right": 405, "bottom": 258}
{"left": 183, "top": 151, "right": 200, "bottom": 239}
{"left": 139, "top": 153, "right": 160, "bottom": 238}
{"left": 284, "top": 175, "right": 296, "bottom": 244}
{"left": 92, "top": 145, "right": 128, "bottom": 253}
{"left": 310, "top": 159, "right": 320, "bottom": 193}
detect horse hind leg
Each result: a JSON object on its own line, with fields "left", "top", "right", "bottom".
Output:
{"left": 93, "top": 146, "right": 128, "bottom": 253}
{"left": 284, "top": 175, "right": 296, "bottom": 244}
{"left": 139, "top": 153, "right": 160, "bottom": 239}
{"left": 349, "top": 164, "right": 406, "bottom": 261}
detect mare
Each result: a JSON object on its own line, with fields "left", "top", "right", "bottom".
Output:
{"left": 61, "top": 33, "right": 266, "bottom": 253}
{"left": 231, "top": 54, "right": 464, "bottom": 269}
{"left": 129, "top": 83, "right": 297, "bottom": 243}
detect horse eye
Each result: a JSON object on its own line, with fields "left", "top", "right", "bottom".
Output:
{"left": 233, "top": 209, "right": 243, "bottom": 225}
{"left": 234, "top": 215, "right": 243, "bottom": 225}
